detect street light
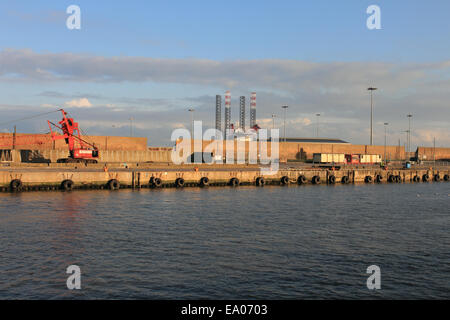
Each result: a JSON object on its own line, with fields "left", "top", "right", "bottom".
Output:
{"left": 316, "top": 113, "right": 321, "bottom": 137}
{"left": 281, "top": 106, "right": 288, "bottom": 142}
{"left": 188, "top": 108, "right": 195, "bottom": 138}
{"left": 271, "top": 114, "right": 276, "bottom": 130}
{"left": 433, "top": 137, "right": 436, "bottom": 166}
{"left": 384, "top": 122, "right": 389, "bottom": 163}
{"left": 407, "top": 114, "right": 413, "bottom": 154}
{"left": 367, "top": 87, "right": 378, "bottom": 145}
{"left": 402, "top": 130, "right": 409, "bottom": 160}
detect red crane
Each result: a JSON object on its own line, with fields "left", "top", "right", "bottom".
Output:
{"left": 47, "top": 109, "right": 99, "bottom": 163}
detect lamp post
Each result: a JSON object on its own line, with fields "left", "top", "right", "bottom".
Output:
{"left": 367, "top": 87, "right": 378, "bottom": 145}
{"left": 433, "top": 137, "right": 436, "bottom": 166}
{"left": 188, "top": 108, "right": 195, "bottom": 138}
{"left": 402, "top": 130, "right": 409, "bottom": 161}
{"left": 271, "top": 114, "right": 276, "bottom": 130}
{"left": 281, "top": 106, "right": 288, "bottom": 143}
{"left": 316, "top": 113, "right": 321, "bottom": 137}
{"left": 384, "top": 122, "right": 388, "bottom": 163}
{"left": 407, "top": 114, "right": 412, "bottom": 155}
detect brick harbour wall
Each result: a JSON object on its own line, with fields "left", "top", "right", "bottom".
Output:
{"left": 417, "top": 147, "right": 450, "bottom": 161}
{"left": 181, "top": 140, "right": 407, "bottom": 162}
{"left": 279, "top": 142, "right": 405, "bottom": 161}
{"left": 9, "top": 149, "right": 172, "bottom": 163}
{"left": 184, "top": 140, "right": 449, "bottom": 162}
{"left": 0, "top": 133, "right": 148, "bottom": 151}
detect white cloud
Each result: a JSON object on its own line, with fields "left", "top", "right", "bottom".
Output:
{"left": 172, "top": 123, "right": 186, "bottom": 129}
{"left": 64, "top": 98, "right": 92, "bottom": 108}
{"left": 290, "top": 117, "right": 312, "bottom": 126}
{"left": 1, "top": 49, "right": 448, "bottom": 95}
{"left": 0, "top": 49, "right": 448, "bottom": 147}
{"left": 414, "top": 128, "right": 450, "bottom": 145}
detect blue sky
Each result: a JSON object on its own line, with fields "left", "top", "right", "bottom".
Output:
{"left": 0, "top": 0, "right": 449, "bottom": 147}
{"left": 2, "top": 0, "right": 450, "bottom": 61}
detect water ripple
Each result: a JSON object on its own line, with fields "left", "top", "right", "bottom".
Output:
{"left": 0, "top": 183, "right": 449, "bottom": 299}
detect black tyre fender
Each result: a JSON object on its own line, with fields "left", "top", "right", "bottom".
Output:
{"left": 364, "top": 176, "right": 373, "bottom": 183}
{"left": 413, "top": 175, "right": 420, "bottom": 182}
{"left": 388, "top": 175, "right": 395, "bottom": 183}
{"left": 175, "top": 178, "right": 185, "bottom": 188}
{"left": 108, "top": 179, "right": 120, "bottom": 190}
{"left": 375, "top": 175, "right": 383, "bottom": 183}
{"left": 154, "top": 178, "right": 162, "bottom": 187}
{"left": 312, "top": 175, "right": 320, "bottom": 185}
{"left": 433, "top": 174, "right": 440, "bottom": 182}
{"left": 61, "top": 179, "right": 74, "bottom": 191}
{"left": 444, "top": 174, "right": 450, "bottom": 182}
{"left": 229, "top": 177, "right": 240, "bottom": 187}
{"left": 422, "top": 174, "right": 429, "bottom": 182}
{"left": 150, "top": 177, "right": 162, "bottom": 187}
{"left": 256, "top": 177, "right": 265, "bottom": 186}
{"left": 199, "top": 177, "right": 209, "bottom": 187}
{"left": 10, "top": 179, "right": 22, "bottom": 191}
{"left": 297, "top": 175, "right": 307, "bottom": 185}
{"left": 341, "top": 176, "right": 350, "bottom": 184}
{"left": 328, "top": 175, "right": 336, "bottom": 184}
{"left": 280, "top": 176, "right": 289, "bottom": 185}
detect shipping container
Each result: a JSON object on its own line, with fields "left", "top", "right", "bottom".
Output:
{"left": 360, "top": 154, "right": 382, "bottom": 164}
{"left": 313, "top": 153, "right": 345, "bottom": 163}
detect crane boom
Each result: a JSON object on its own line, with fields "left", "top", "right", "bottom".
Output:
{"left": 48, "top": 109, "right": 99, "bottom": 163}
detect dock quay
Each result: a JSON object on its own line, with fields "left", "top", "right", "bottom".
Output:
{"left": 1, "top": 163, "right": 449, "bottom": 192}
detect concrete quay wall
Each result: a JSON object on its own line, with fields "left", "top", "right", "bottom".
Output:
{"left": 1, "top": 167, "right": 449, "bottom": 191}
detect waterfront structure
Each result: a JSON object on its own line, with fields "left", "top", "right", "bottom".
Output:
{"left": 250, "top": 92, "right": 256, "bottom": 128}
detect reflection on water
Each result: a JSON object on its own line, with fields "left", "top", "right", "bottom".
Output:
{"left": 0, "top": 183, "right": 449, "bottom": 299}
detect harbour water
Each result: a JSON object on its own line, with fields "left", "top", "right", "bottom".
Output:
{"left": 0, "top": 183, "right": 449, "bottom": 299}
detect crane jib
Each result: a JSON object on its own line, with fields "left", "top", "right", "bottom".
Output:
{"left": 47, "top": 109, "right": 99, "bottom": 162}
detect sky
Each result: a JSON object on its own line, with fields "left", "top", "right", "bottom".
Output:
{"left": 0, "top": 0, "right": 449, "bottom": 147}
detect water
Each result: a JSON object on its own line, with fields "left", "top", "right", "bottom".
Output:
{"left": 0, "top": 183, "right": 449, "bottom": 299}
